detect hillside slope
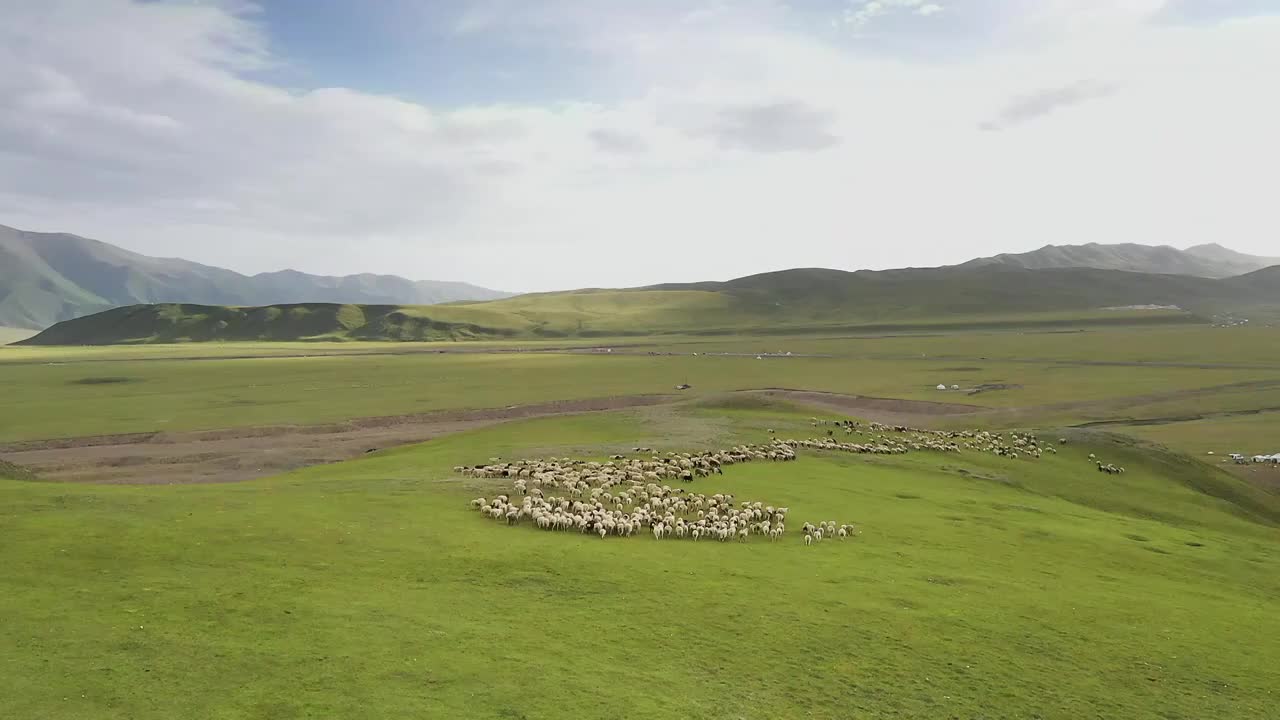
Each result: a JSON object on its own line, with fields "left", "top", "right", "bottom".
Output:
{"left": 960, "top": 242, "right": 1278, "bottom": 278}
{"left": 1186, "top": 243, "right": 1280, "bottom": 274}
{"left": 0, "top": 224, "right": 511, "bottom": 330}
{"left": 21, "top": 264, "right": 1280, "bottom": 344}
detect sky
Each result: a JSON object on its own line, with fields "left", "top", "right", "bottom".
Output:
{"left": 1, "top": 0, "right": 1278, "bottom": 292}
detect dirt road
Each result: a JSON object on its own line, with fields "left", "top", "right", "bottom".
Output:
{"left": 0, "top": 395, "right": 674, "bottom": 484}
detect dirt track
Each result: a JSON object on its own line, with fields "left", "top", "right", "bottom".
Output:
{"left": 11, "top": 381, "right": 1274, "bottom": 485}
{"left": 746, "top": 389, "right": 985, "bottom": 427}
{"left": 0, "top": 389, "right": 992, "bottom": 485}
{"left": 0, "top": 395, "right": 674, "bottom": 485}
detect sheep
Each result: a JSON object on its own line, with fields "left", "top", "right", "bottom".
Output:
{"left": 458, "top": 438, "right": 936, "bottom": 549}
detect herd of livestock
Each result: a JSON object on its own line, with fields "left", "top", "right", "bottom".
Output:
{"left": 461, "top": 420, "right": 1060, "bottom": 545}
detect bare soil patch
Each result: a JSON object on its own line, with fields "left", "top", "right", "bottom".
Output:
{"left": 0, "top": 395, "right": 673, "bottom": 485}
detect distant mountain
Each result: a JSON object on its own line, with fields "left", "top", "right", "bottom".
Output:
{"left": 1183, "top": 243, "right": 1280, "bottom": 275}
{"left": 23, "top": 264, "right": 1280, "bottom": 345}
{"left": 959, "top": 242, "right": 1279, "bottom": 279}
{"left": 0, "top": 224, "right": 512, "bottom": 330}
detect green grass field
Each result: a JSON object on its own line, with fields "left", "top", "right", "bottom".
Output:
{"left": 4, "top": 323, "right": 1280, "bottom": 718}
{"left": 3, "top": 404, "right": 1278, "bottom": 719}
{"left": 2, "top": 345, "right": 1276, "bottom": 442}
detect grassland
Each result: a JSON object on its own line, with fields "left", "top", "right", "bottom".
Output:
{"left": 3, "top": 404, "right": 1278, "bottom": 719}
{"left": 4, "top": 322, "right": 1280, "bottom": 718}
{"left": 3, "top": 341, "right": 1277, "bottom": 442}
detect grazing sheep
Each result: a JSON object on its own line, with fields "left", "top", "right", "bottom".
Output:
{"left": 463, "top": 431, "right": 1036, "bottom": 549}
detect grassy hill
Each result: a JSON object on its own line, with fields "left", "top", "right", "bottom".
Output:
{"left": 0, "top": 224, "right": 510, "bottom": 330}
{"left": 961, "top": 242, "right": 1280, "bottom": 278}
{"left": 20, "top": 263, "right": 1279, "bottom": 345}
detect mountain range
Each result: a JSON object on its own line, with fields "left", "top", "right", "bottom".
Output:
{"left": 21, "top": 264, "right": 1280, "bottom": 345}
{"left": 5, "top": 222, "right": 1280, "bottom": 343}
{"left": 0, "top": 224, "right": 511, "bottom": 330}
{"left": 961, "top": 242, "right": 1279, "bottom": 278}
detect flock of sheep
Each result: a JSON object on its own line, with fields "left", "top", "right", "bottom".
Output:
{"left": 804, "top": 419, "right": 1053, "bottom": 460}
{"left": 462, "top": 421, "right": 1054, "bottom": 546}
{"left": 1087, "top": 453, "right": 1126, "bottom": 474}
{"left": 462, "top": 442, "right": 859, "bottom": 545}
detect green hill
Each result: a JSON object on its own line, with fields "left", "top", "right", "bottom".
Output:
{"left": 0, "top": 224, "right": 511, "bottom": 330}
{"left": 19, "top": 263, "right": 1279, "bottom": 344}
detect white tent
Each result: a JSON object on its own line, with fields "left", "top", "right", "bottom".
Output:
{"left": 936, "top": 384, "right": 947, "bottom": 391}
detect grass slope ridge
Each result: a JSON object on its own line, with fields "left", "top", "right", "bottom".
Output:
{"left": 0, "top": 224, "right": 512, "bottom": 330}
{"left": 22, "top": 263, "right": 1280, "bottom": 344}
{"left": 960, "top": 241, "right": 1279, "bottom": 278}
{"left": 0, "top": 459, "right": 36, "bottom": 481}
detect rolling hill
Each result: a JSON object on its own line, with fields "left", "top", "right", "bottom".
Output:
{"left": 20, "top": 264, "right": 1280, "bottom": 344}
{"left": 960, "top": 242, "right": 1280, "bottom": 278}
{"left": 0, "top": 224, "right": 511, "bottom": 330}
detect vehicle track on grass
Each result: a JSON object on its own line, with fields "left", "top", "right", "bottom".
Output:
{"left": 0, "top": 389, "right": 993, "bottom": 485}
{"left": 1071, "top": 406, "right": 1280, "bottom": 429}
{"left": 739, "top": 389, "right": 989, "bottom": 427}
{"left": 0, "top": 395, "right": 675, "bottom": 485}
{"left": 9, "top": 381, "right": 1277, "bottom": 486}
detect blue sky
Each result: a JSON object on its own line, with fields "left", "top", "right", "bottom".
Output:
{"left": 1, "top": 0, "right": 1278, "bottom": 290}
{"left": 248, "top": 0, "right": 606, "bottom": 104}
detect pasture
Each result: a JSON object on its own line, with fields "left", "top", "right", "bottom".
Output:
{"left": 2, "top": 324, "right": 1279, "bottom": 444}
{"left": 3, "top": 404, "right": 1279, "bottom": 719}
{"left": 2, "top": 321, "right": 1279, "bottom": 719}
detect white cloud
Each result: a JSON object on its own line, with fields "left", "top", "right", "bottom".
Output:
{"left": 0, "top": 0, "right": 1278, "bottom": 292}
{"left": 842, "top": 0, "right": 943, "bottom": 29}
